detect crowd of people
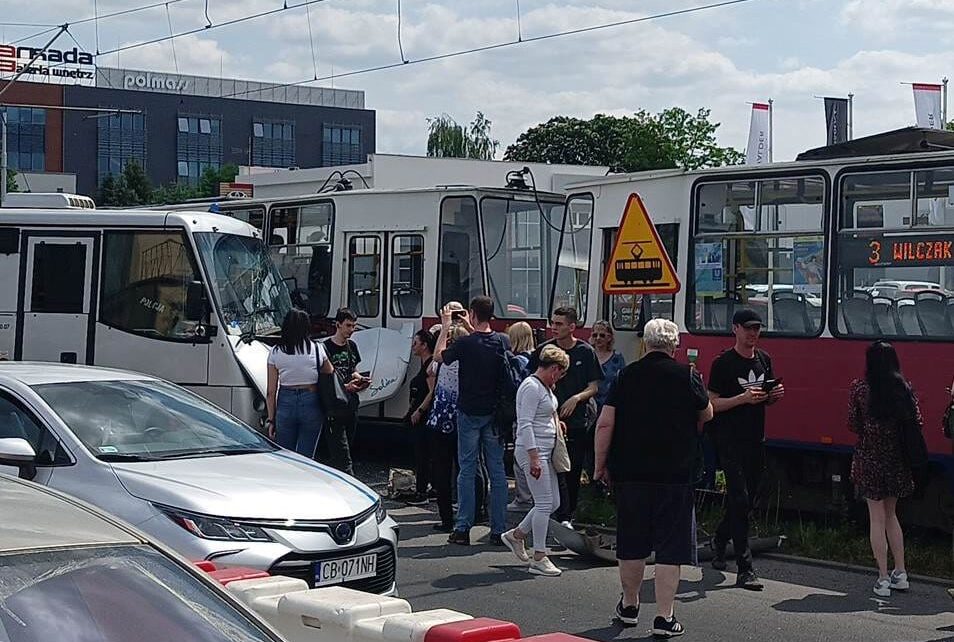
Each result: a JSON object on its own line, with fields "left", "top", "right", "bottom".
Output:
{"left": 264, "top": 300, "right": 948, "bottom": 638}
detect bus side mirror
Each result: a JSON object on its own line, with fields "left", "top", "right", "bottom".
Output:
{"left": 185, "top": 281, "right": 208, "bottom": 321}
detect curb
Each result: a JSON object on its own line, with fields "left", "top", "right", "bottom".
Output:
{"left": 761, "top": 552, "right": 953, "bottom": 588}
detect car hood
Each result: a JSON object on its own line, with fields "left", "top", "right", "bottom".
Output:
{"left": 111, "top": 451, "right": 378, "bottom": 521}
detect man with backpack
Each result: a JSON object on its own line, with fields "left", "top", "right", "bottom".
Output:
{"left": 435, "top": 296, "right": 511, "bottom": 546}
{"left": 529, "top": 306, "right": 603, "bottom": 526}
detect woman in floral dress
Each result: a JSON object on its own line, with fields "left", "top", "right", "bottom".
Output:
{"left": 848, "top": 340, "right": 919, "bottom": 598}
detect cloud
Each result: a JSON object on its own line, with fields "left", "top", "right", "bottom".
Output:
{"left": 840, "top": 0, "right": 954, "bottom": 36}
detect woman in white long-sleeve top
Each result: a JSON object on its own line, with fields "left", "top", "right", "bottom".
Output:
{"left": 502, "top": 344, "right": 570, "bottom": 576}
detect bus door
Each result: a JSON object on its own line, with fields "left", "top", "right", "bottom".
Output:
{"left": 17, "top": 234, "right": 99, "bottom": 364}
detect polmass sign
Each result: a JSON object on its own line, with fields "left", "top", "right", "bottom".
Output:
{"left": 602, "top": 193, "right": 681, "bottom": 295}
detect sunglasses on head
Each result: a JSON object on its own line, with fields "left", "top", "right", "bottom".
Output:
{"left": 592, "top": 332, "right": 609, "bottom": 338}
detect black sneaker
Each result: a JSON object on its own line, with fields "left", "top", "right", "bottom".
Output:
{"left": 447, "top": 530, "right": 470, "bottom": 546}
{"left": 614, "top": 596, "right": 639, "bottom": 626}
{"left": 432, "top": 521, "right": 454, "bottom": 533}
{"left": 652, "top": 615, "right": 685, "bottom": 638}
{"left": 736, "top": 570, "right": 764, "bottom": 591}
{"left": 405, "top": 493, "right": 429, "bottom": 506}
{"left": 711, "top": 540, "right": 727, "bottom": 571}
{"left": 488, "top": 533, "right": 505, "bottom": 546}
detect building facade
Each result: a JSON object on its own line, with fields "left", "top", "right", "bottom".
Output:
{"left": 2, "top": 65, "right": 375, "bottom": 198}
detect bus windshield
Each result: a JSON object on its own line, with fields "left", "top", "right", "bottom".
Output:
{"left": 194, "top": 232, "right": 292, "bottom": 337}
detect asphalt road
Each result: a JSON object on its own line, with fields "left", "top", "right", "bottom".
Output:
{"left": 386, "top": 501, "right": 954, "bottom": 642}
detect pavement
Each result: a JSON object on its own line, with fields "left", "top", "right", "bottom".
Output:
{"left": 385, "top": 499, "right": 954, "bottom": 642}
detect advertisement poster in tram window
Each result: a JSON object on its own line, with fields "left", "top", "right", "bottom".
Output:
{"left": 695, "top": 241, "right": 724, "bottom": 296}
{"left": 793, "top": 237, "right": 825, "bottom": 295}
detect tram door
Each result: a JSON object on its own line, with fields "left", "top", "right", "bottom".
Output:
{"left": 343, "top": 231, "right": 425, "bottom": 332}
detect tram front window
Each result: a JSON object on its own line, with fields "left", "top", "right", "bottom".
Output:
{"left": 194, "top": 233, "right": 292, "bottom": 337}
{"left": 481, "top": 197, "right": 565, "bottom": 319}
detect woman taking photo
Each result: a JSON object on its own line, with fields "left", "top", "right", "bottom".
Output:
{"left": 502, "top": 344, "right": 569, "bottom": 576}
{"left": 265, "top": 309, "right": 334, "bottom": 457}
{"left": 848, "top": 340, "right": 920, "bottom": 597}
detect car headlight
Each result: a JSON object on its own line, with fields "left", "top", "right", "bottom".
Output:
{"left": 158, "top": 507, "right": 273, "bottom": 542}
{"left": 375, "top": 500, "right": 388, "bottom": 524}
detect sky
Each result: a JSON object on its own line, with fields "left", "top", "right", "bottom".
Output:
{"left": 3, "top": 0, "right": 954, "bottom": 163}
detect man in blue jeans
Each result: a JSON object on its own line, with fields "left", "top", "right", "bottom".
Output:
{"left": 435, "top": 295, "right": 509, "bottom": 546}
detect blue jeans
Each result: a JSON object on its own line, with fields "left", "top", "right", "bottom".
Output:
{"left": 456, "top": 411, "right": 507, "bottom": 534}
{"left": 276, "top": 388, "right": 323, "bottom": 458}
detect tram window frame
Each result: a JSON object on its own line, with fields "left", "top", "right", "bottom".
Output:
{"left": 687, "top": 173, "right": 829, "bottom": 338}
{"left": 833, "top": 165, "right": 954, "bottom": 341}
{"left": 605, "top": 222, "right": 680, "bottom": 332}
{"left": 551, "top": 193, "right": 594, "bottom": 325}
{"left": 390, "top": 234, "right": 424, "bottom": 319}
{"left": 347, "top": 235, "right": 381, "bottom": 319}
{"left": 436, "top": 195, "right": 483, "bottom": 314}
{"left": 264, "top": 201, "right": 335, "bottom": 319}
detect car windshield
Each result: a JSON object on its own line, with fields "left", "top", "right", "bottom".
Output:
{"left": 0, "top": 545, "right": 277, "bottom": 642}
{"left": 194, "top": 232, "right": 292, "bottom": 337}
{"left": 32, "top": 379, "right": 275, "bottom": 461}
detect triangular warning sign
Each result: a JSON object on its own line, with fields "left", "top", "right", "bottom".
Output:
{"left": 602, "top": 193, "right": 681, "bottom": 295}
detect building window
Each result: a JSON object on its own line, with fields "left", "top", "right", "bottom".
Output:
{"left": 1, "top": 107, "right": 46, "bottom": 172}
{"left": 176, "top": 114, "right": 222, "bottom": 185}
{"left": 97, "top": 112, "right": 146, "bottom": 184}
{"left": 322, "top": 125, "right": 362, "bottom": 166}
{"left": 251, "top": 119, "right": 295, "bottom": 167}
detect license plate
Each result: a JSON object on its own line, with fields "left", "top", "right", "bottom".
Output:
{"left": 314, "top": 553, "right": 377, "bottom": 587}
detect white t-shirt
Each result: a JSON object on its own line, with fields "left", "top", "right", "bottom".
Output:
{"left": 267, "top": 342, "right": 328, "bottom": 386}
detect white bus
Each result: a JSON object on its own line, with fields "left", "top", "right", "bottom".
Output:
{"left": 0, "top": 198, "right": 292, "bottom": 426}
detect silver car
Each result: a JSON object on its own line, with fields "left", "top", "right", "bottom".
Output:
{"left": 0, "top": 473, "right": 285, "bottom": 642}
{"left": 0, "top": 362, "right": 398, "bottom": 593}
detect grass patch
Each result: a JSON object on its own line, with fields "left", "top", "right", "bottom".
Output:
{"left": 574, "top": 485, "right": 954, "bottom": 580}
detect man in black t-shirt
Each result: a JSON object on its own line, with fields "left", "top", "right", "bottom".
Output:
{"left": 594, "top": 318, "right": 712, "bottom": 635}
{"left": 706, "top": 308, "right": 785, "bottom": 590}
{"left": 321, "top": 308, "right": 369, "bottom": 476}
{"left": 529, "top": 306, "right": 603, "bottom": 524}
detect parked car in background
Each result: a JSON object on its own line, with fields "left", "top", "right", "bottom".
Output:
{"left": 0, "top": 362, "right": 398, "bottom": 592}
{"left": 868, "top": 280, "right": 947, "bottom": 299}
{"left": 0, "top": 473, "right": 284, "bottom": 642}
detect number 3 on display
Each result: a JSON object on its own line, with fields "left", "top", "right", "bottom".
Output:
{"left": 868, "top": 240, "right": 881, "bottom": 265}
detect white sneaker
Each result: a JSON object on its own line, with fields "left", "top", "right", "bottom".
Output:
{"left": 873, "top": 578, "right": 891, "bottom": 598}
{"left": 528, "top": 556, "right": 562, "bottom": 576}
{"left": 560, "top": 520, "right": 573, "bottom": 530}
{"left": 889, "top": 570, "right": 909, "bottom": 591}
{"left": 501, "top": 529, "right": 529, "bottom": 562}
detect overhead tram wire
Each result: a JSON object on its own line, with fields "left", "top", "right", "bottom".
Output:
{"left": 220, "top": 0, "right": 763, "bottom": 98}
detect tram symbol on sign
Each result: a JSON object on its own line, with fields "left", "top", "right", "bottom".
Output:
{"left": 602, "top": 193, "right": 680, "bottom": 295}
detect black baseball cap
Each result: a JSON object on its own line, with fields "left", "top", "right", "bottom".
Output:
{"left": 732, "top": 308, "right": 763, "bottom": 328}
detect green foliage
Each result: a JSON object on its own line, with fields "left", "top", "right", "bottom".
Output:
{"left": 5, "top": 169, "right": 19, "bottom": 194}
{"left": 426, "top": 112, "right": 499, "bottom": 160}
{"left": 504, "top": 108, "right": 744, "bottom": 173}
{"left": 121, "top": 160, "right": 152, "bottom": 205}
{"left": 99, "top": 162, "right": 242, "bottom": 206}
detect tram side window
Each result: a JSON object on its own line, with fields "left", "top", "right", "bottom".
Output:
{"left": 100, "top": 232, "right": 202, "bottom": 340}
{"left": 438, "top": 197, "right": 483, "bottom": 309}
{"left": 552, "top": 194, "right": 593, "bottom": 323}
{"left": 267, "top": 203, "right": 334, "bottom": 319}
{"left": 836, "top": 168, "right": 954, "bottom": 339}
{"left": 609, "top": 223, "right": 679, "bottom": 330}
{"left": 391, "top": 235, "right": 424, "bottom": 318}
{"left": 689, "top": 176, "right": 826, "bottom": 336}
{"left": 348, "top": 236, "right": 381, "bottom": 318}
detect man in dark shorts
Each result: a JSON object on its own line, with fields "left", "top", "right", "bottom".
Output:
{"left": 594, "top": 319, "right": 712, "bottom": 638}
{"left": 706, "top": 308, "right": 784, "bottom": 590}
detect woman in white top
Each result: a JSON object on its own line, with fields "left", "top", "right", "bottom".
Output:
{"left": 266, "top": 309, "right": 334, "bottom": 457}
{"left": 502, "top": 344, "right": 570, "bottom": 576}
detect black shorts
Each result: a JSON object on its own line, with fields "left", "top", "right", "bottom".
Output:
{"left": 615, "top": 481, "right": 694, "bottom": 565}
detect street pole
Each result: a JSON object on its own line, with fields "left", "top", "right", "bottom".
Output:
{"left": 848, "top": 93, "right": 854, "bottom": 140}
{"left": 768, "top": 98, "right": 774, "bottom": 162}
{"left": 943, "top": 77, "right": 949, "bottom": 129}
{"left": 1, "top": 112, "right": 7, "bottom": 206}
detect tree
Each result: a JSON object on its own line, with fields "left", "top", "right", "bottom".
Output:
{"left": 426, "top": 112, "right": 499, "bottom": 160}
{"left": 504, "top": 108, "right": 743, "bottom": 173}
{"left": 97, "top": 173, "right": 120, "bottom": 206}
{"left": 5, "top": 169, "right": 19, "bottom": 194}
{"left": 121, "top": 160, "right": 152, "bottom": 205}
{"left": 198, "top": 163, "right": 239, "bottom": 198}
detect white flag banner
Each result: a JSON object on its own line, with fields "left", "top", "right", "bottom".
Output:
{"left": 913, "top": 83, "right": 943, "bottom": 129}
{"left": 745, "top": 102, "right": 771, "bottom": 165}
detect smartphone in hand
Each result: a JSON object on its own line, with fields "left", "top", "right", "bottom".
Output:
{"left": 762, "top": 377, "right": 783, "bottom": 392}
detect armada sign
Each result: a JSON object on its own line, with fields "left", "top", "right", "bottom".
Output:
{"left": 123, "top": 72, "right": 190, "bottom": 92}
{"left": 0, "top": 44, "right": 95, "bottom": 83}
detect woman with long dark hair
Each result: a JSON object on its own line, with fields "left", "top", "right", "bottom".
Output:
{"left": 848, "top": 340, "right": 920, "bottom": 597}
{"left": 266, "top": 309, "right": 334, "bottom": 457}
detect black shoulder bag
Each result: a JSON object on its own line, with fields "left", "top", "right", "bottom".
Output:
{"left": 319, "top": 342, "right": 353, "bottom": 421}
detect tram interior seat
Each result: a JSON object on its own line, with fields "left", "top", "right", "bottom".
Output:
{"left": 771, "top": 291, "right": 812, "bottom": 334}
{"left": 915, "top": 290, "right": 954, "bottom": 336}
{"left": 702, "top": 295, "right": 738, "bottom": 331}
{"left": 391, "top": 286, "right": 422, "bottom": 318}
{"left": 841, "top": 290, "right": 875, "bottom": 335}
{"left": 872, "top": 297, "right": 903, "bottom": 336}
{"left": 897, "top": 300, "right": 921, "bottom": 336}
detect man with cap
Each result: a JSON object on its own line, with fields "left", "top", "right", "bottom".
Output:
{"left": 706, "top": 308, "right": 784, "bottom": 590}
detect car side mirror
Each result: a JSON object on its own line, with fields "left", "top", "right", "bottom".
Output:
{"left": 0, "top": 438, "right": 37, "bottom": 480}
{"left": 185, "top": 281, "right": 209, "bottom": 322}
